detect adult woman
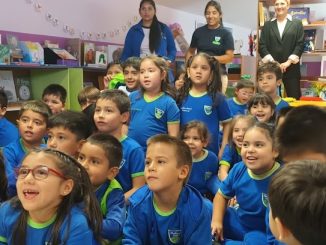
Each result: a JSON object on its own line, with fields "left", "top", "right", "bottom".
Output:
{"left": 185, "top": 0, "right": 234, "bottom": 94}
{"left": 259, "top": 0, "right": 304, "bottom": 99}
{"left": 121, "top": 0, "right": 176, "bottom": 64}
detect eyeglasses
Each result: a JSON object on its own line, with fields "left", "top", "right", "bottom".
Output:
{"left": 15, "top": 165, "right": 66, "bottom": 180}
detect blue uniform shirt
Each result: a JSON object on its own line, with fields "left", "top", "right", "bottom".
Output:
{"left": 128, "top": 91, "right": 180, "bottom": 150}
{"left": 117, "top": 136, "right": 145, "bottom": 192}
{"left": 0, "top": 202, "right": 100, "bottom": 245}
{"left": 180, "top": 91, "right": 232, "bottom": 154}
{"left": 188, "top": 149, "right": 219, "bottom": 195}
{"left": 275, "top": 98, "right": 289, "bottom": 112}
{"left": 219, "top": 161, "right": 281, "bottom": 232}
{"left": 0, "top": 117, "right": 19, "bottom": 147}
{"left": 123, "top": 185, "right": 212, "bottom": 245}
{"left": 227, "top": 97, "right": 248, "bottom": 116}
{"left": 220, "top": 144, "right": 242, "bottom": 170}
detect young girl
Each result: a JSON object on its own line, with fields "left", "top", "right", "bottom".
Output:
{"left": 178, "top": 52, "right": 232, "bottom": 158}
{"left": 0, "top": 152, "right": 8, "bottom": 202}
{"left": 219, "top": 115, "right": 255, "bottom": 181}
{"left": 127, "top": 55, "right": 180, "bottom": 150}
{"left": 248, "top": 93, "right": 276, "bottom": 126}
{"left": 0, "top": 148, "right": 102, "bottom": 245}
{"left": 103, "top": 62, "right": 123, "bottom": 89}
{"left": 180, "top": 120, "right": 218, "bottom": 196}
{"left": 211, "top": 122, "right": 280, "bottom": 242}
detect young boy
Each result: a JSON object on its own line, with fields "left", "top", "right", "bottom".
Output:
{"left": 269, "top": 160, "right": 326, "bottom": 245}
{"left": 78, "top": 133, "right": 125, "bottom": 242}
{"left": 121, "top": 57, "right": 141, "bottom": 95}
{"left": 47, "top": 110, "right": 92, "bottom": 158}
{"left": 227, "top": 79, "right": 255, "bottom": 116}
{"left": 0, "top": 89, "right": 19, "bottom": 147}
{"left": 77, "top": 86, "right": 100, "bottom": 110}
{"left": 257, "top": 62, "right": 289, "bottom": 112}
{"left": 94, "top": 89, "right": 145, "bottom": 201}
{"left": 123, "top": 134, "right": 213, "bottom": 244}
{"left": 2, "top": 100, "right": 51, "bottom": 197}
{"left": 42, "top": 84, "right": 67, "bottom": 114}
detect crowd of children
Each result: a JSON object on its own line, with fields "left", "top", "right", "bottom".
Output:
{"left": 0, "top": 53, "right": 325, "bottom": 244}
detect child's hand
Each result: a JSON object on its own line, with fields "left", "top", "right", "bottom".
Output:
{"left": 175, "top": 79, "right": 185, "bottom": 90}
{"left": 211, "top": 221, "right": 224, "bottom": 241}
{"left": 228, "top": 197, "right": 238, "bottom": 207}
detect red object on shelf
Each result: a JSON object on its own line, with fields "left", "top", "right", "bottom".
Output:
{"left": 299, "top": 96, "right": 322, "bottom": 101}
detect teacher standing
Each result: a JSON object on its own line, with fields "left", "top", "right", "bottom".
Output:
{"left": 259, "top": 0, "right": 304, "bottom": 99}
{"left": 121, "top": 0, "right": 176, "bottom": 64}
{"left": 185, "top": 0, "right": 234, "bottom": 94}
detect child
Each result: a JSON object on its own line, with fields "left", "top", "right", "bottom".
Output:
{"left": 42, "top": 84, "right": 67, "bottom": 114}
{"left": 0, "top": 152, "right": 8, "bottom": 202}
{"left": 77, "top": 86, "right": 100, "bottom": 110}
{"left": 227, "top": 79, "right": 255, "bottom": 116}
{"left": 178, "top": 52, "right": 232, "bottom": 158}
{"left": 180, "top": 120, "right": 219, "bottom": 196}
{"left": 219, "top": 115, "right": 255, "bottom": 181}
{"left": 103, "top": 62, "right": 123, "bottom": 89}
{"left": 0, "top": 148, "right": 102, "bottom": 244}
{"left": 128, "top": 55, "right": 180, "bottom": 150}
{"left": 0, "top": 89, "right": 19, "bottom": 147}
{"left": 78, "top": 133, "right": 125, "bottom": 242}
{"left": 47, "top": 110, "right": 92, "bottom": 158}
{"left": 275, "top": 106, "right": 292, "bottom": 129}
{"left": 3, "top": 100, "right": 51, "bottom": 197}
{"left": 257, "top": 62, "right": 289, "bottom": 112}
{"left": 123, "top": 134, "right": 213, "bottom": 244}
{"left": 94, "top": 89, "right": 145, "bottom": 201}
{"left": 248, "top": 92, "right": 276, "bottom": 126}
{"left": 174, "top": 68, "right": 186, "bottom": 90}
{"left": 269, "top": 160, "right": 326, "bottom": 245}
{"left": 211, "top": 122, "right": 280, "bottom": 242}
{"left": 121, "top": 56, "right": 141, "bottom": 95}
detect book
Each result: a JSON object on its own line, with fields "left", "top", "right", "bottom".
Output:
{"left": 95, "top": 51, "right": 107, "bottom": 66}
{"left": 107, "top": 44, "right": 124, "bottom": 63}
{"left": 289, "top": 7, "right": 310, "bottom": 25}
{"left": 14, "top": 74, "right": 32, "bottom": 101}
{"left": 0, "top": 70, "right": 18, "bottom": 102}
{"left": 82, "top": 42, "right": 96, "bottom": 66}
{"left": 66, "top": 38, "right": 81, "bottom": 66}
{"left": 303, "top": 29, "right": 316, "bottom": 52}
{"left": 0, "top": 45, "right": 10, "bottom": 64}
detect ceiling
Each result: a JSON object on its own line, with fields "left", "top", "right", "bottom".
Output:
{"left": 155, "top": 0, "right": 258, "bottom": 29}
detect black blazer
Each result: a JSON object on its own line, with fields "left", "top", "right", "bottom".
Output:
{"left": 259, "top": 18, "right": 304, "bottom": 79}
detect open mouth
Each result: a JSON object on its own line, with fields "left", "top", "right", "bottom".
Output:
{"left": 23, "top": 189, "right": 39, "bottom": 200}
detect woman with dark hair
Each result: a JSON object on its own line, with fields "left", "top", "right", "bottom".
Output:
{"left": 121, "top": 0, "right": 176, "bottom": 64}
{"left": 185, "top": 0, "right": 234, "bottom": 94}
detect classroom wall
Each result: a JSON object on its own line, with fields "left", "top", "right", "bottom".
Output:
{"left": 0, "top": 0, "right": 254, "bottom": 55}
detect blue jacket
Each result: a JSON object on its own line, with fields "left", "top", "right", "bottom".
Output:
{"left": 121, "top": 21, "right": 176, "bottom": 62}
{"left": 123, "top": 185, "right": 212, "bottom": 245}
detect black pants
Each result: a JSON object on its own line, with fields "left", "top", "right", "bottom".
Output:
{"left": 283, "top": 76, "right": 301, "bottom": 99}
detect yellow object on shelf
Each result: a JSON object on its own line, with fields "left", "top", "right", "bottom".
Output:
{"left": 288, "top": 99, "right": 326, "bottom": 107}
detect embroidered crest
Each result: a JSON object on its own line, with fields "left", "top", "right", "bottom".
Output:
{"left": 119, "top": 159, "right": 126, "bottom": 169}
{"left": 212, "top": 36, "right": 221, "bottom": 45}
{"left": 204, "top": 105, "right": 212, "bottom": 115}
{"left": 262, "top": 193, "right": 269, "bottom": 207}
{"left": 205, "top": 171, "right": 212, "bottom": 180}
{"left": 155, "top": 108, "right": 164, "bottom": 119}
{"left": 168, "top": 229, "right": 181, "bottom": 244}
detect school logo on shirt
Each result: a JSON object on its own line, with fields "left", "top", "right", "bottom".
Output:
{"left": 204, "top": 105, "right": 212, "bottom": 115}
{"left": 119, "top": 159, "right": 126, "bottom": 169}
{"left": 262, "top": 193, "right": 269, "bottom": 207}
{"left": 155, "top": 108, "right": 165, "bottom": 119}
{"left": 212, "top": 36, "right": 221, "bottom": 45}
{"left": 205, "top": 171, "right": 212, "bottom": 180}
{"left": 168, "top": 229, "right": 182, "bottom": 244}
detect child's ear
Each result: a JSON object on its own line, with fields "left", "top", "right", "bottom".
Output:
{"left": 76, "top": 139, "right": 86, "bottom": 155}
{"left": 178, "top": 164, "right": 190, "bottom": 181}
{"left": 187, "top": 67, "right": 191, "bottom": 78}
{"left": 275, "top": 217, "right": 292, "bottom": 242}
{"left": 107, "top": 166, "right": 119, "bottom": 180}
{"left": 60, "top": 179, "right": 74, "bottom": 196}
{"left": 276, "top": 79, "right": 282, "bottom": 87}
{"left": 0, "top": 107, "right": 7, "bottom": 117}
{"left": 272, "top": 148, "right": 279, "bottom": 160}
{"left": 203, "top": 139, "right": 209, "bottom": 148}
{"left": 121, "top": 111, "right": 130, "bottom": 124}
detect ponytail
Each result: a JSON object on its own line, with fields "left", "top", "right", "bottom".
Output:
{"left": 149, "top": 15, "right": 162, "bottom": 53}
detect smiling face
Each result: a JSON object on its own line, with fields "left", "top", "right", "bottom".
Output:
{"left": 250, "top": 103, "right": 274, "bottom": 123}
{"left": 140, "top": 59, "right": 165, "bottom": 95}
{"left": 16, "top": 151, "right": 72, "bottom": 222}
{"left": 187, "top": 55, "right": 212, "bottom": 90}
{"left": 43, "top": 94, "right": 64, "bottom": 115}
{"left": 205, "top": 5, "right": 221, "bottom": 28}
{"left": 123, "top": 66, "right": 140, "bottom": 91}
{"left": 145, "top": 142, "right": 189, "bottom": 194}
{"left": 232, "top": 118, "right": 251, "bottom": 148}
{"left": 235, "top": 87, "right": 254, "bottom": 104}
{"left": 17, "top": 110, "right": 47, "bottom": 146}
{"left": 274, "top": 0, "right": 290, "bottom": 19}
{"left": 241, "top": 127, "right": 278, "bottom": 174}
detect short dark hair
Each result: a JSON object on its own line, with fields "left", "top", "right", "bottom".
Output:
{"left": 257, "top": 62, "right": 282, "bottom": 81}
{"left": 77, "top": 86, "right": 100, "bottom": 107}
{"left": 246, "top": 122, "right": 275, "bottom": 148}
{"left": 269, "top": 160, "right": 326, "bottom": 245}
{"left": 147, "top": 134, "right": 192, "bottom": 182}
{"left": 0, "top": 89, "right": 8, "bottom": 108}
{"left": 179, "top": 120, "right": 210, "bottom": 144}
{"left": 235, "top": 79, "right": 255, "bottom": 90}
{"left": 86, "top": 133, "right": 122, "bottom": 168}
{"left": 48, "top": 110, "right": 92, "bottom": 141}
{"left": 122, "top": 57, "right": 141, "bottom": 71}
{"left": 42, "top": 84, "right": 67, "bottom": 103}
{"left": 275, "top": 106, "right": 293, "bottom": 127}
{"left": 247, "top": 92, "right": 276, "bottom": 123}
{"left": 276, "top": 105, "right": 326, "bottom": 158}
{"left": 97, "top": 89, "right": 130, "bottom": 114}
{"left": 18, "top": 100, "right": 52, "bottom": 125}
